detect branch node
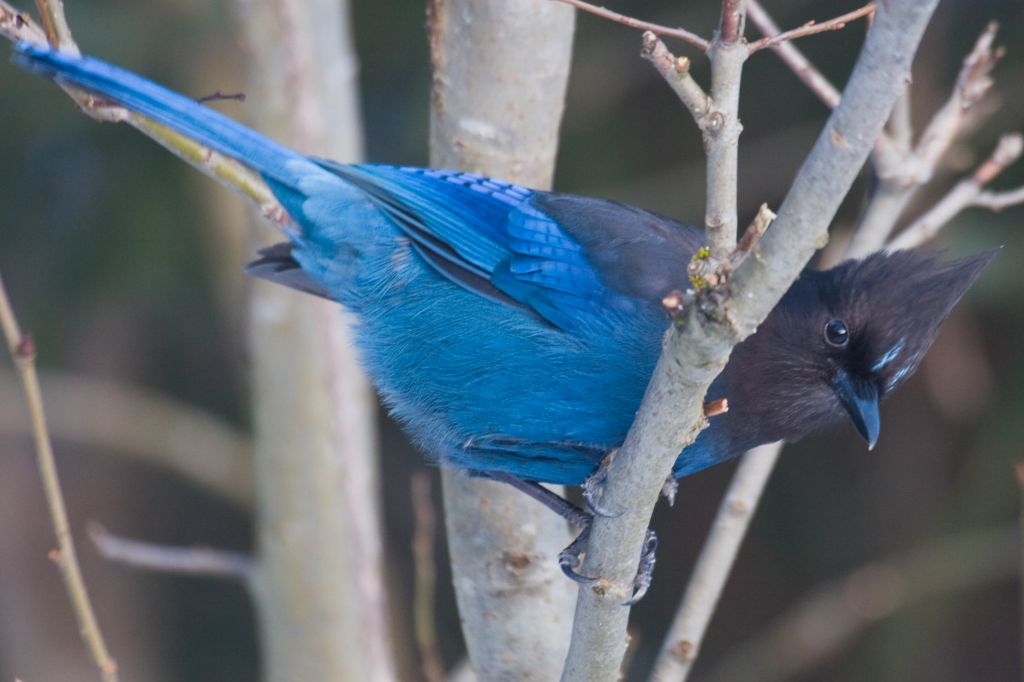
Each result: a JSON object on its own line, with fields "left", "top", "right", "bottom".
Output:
{"left": 15, "top": 333, "right": 35, "bottom": 361}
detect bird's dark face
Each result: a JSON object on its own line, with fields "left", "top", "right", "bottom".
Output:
{"left": 716, "top": 249, "right": 996, "bottom": 452}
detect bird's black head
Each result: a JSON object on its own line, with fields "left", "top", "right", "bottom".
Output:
{"left": 713, "top": 248, "right": 997, "bottom": 454}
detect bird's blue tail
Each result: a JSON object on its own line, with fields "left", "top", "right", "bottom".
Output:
{"left": 14, "top": 43, "right": 323, "bottom": 188}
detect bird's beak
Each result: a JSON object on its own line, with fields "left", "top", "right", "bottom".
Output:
{"left": 831, "top": 370, "right": 880, "bottom": 449}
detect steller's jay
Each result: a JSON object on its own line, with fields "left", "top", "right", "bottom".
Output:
{"left": 15, "top": 45, "right": 996, "bottom": 596}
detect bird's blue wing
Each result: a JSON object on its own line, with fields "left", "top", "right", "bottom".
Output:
{"left": 319, "top": 162, "right": 700, "bottom": 332}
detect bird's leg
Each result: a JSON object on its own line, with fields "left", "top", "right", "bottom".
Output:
{"left": 487, "top": 470, "right": 660, "bottom": 602}
{"left": 582, "top": 449, "right": 621, "bottom": 518}
{"left": 484, "top": 470, "right": 591, "bottom": 526}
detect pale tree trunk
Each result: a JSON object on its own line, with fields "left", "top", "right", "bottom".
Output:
{"left": 428, "top": 1, "right": 578, "bottom": 679}
{"left": 234, "top": 0, "right": 397, "bottom": 679}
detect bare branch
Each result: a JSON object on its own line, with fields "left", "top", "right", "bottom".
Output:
{"left": 847, "top": 22, "right": 1004, "bottom": 257}
{"left": 0, "top": 3, "right": 47, "bottom": 43}
{"left": 89, "top": 523, "right": 254, "bottom": 582}
{"left": 746, "top": 0, "right": 841, "bottom": 108}
{"left": 704, "top": 0, "right": 748, "bottom": 260}
{"left": 552, "top": 0, "right": 710, "bottom": 52}
{"left": 651, "top": 442, "right": 782, "bottom": 681}
{"left": 641, "top": 32, "right": 710, "bottom": 125}
{"left": 718, "top": 0, "right": 745, "bottom": 45}
{"left": 747, "top": 4, "right": 875, "bottom": 54}
{"left": 411, "top": 473, "right": 445, "bottom": 682}
{"left": 32, "top": 0, "right": 77, "bottom": 52}
{"left": 0, "top": 272, "right": 119, "bottom": 682}
{"left": 0, "top": 371, "right": 253, "bottom": 508}
{"left": 563, "top": 3, "right": 941, "bottom": 678}
{"left": 889, "top": 133, "right": 1023, "bottom": 250}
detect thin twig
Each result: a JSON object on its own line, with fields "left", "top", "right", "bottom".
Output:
{"left": 32, "top": 0, "right": 77, "bottom": 52}
{"left": 889, "top": 133, "right": 1024, "bottom": 250}
{"left": 552, "top": 0, "right": 710, "bottom": 52}
{"left": 410, "top": 473, "right": 445, "bottom": 682}
{"left": 641, "top": 32, "right": 710, "bottom": 125}
{"left": 747, "top": 4, "right": 875, "bottom": 54}
{"left": 649, "top": 442, "right": 782, "bottom": 681}
{"left": 847, "top": 22, "right": 1004, "bottom": 257}
{"left": 88, "top": 523, "right": 254, "bottom": 582}
{"left": 746, "top": 0, "right": 841, "bottom": 108}
{"left": 0, "top": 272, "right": 119, "bottom": 682}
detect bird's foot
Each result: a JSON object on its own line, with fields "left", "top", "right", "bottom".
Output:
{"left": 623, "top": 528, "right": 658, "bottom": 605}
{"left": 558, "top": 521, "right": 597, "bottom": 585}
{"left": 557, "top": 518, "right": 659, "bottom": 604}
{"left": 582, "top": 449, "right": 621, "bottom": 518}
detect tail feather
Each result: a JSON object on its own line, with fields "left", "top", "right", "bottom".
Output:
{"left": 14, "top": 43, "right": 321, "bottom": 187}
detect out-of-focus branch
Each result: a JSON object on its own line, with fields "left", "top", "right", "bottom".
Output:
{"left": 428, "top": 2, "right": 578, "bottom": 678}
{"left": 847, "top": 23, "right": 1004, "bottom": 258}
{"left": 888, "top": 133, "right": 1024, "bottom": 250}
{"left": 0, "top": 371, "right": 253, "bottom": 508}
{"left": 233, "top": 0, "right": 395, "bottom": 680}
{"left": 89, "top": 523, "right": 254, "bottom": 583}
{"left": 650, "top": 442, "right": 782, "bottom": 681}
{"left": 410, "top": 473, "right": 445, "bottom": 682}
{"left": 746, "top": 0, "right": 840, "bottom": 108}
{"left": 703, "top": 526, "right": 1018, "bottom": 682}
{"left": 563, "top": 3, "right": 940, "bottom": 679}
{"left": 552, "top": 0, "right": 709, "bottom": 51}
{"left": 0, "top": 273, "right": 119, "bottom": 682}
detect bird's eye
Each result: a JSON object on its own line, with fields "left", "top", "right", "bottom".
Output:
{"left": 824, "top": 319, "right": 849, "bottom": 347}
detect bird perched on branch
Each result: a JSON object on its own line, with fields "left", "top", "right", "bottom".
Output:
{"left": 15, "top": 44, "right": 995, "bottom": 599}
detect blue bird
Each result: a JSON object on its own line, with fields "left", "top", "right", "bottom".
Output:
{"left": 15, "top": 45, "right": 995, "bottom": 596}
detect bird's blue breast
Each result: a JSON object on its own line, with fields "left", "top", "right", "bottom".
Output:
{"left": 291, "top": 192, "right": 670, "bottom": 483}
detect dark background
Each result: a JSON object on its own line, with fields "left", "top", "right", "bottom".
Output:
{"left": 1, "top": 0, "right": 1022, "bottom": 680}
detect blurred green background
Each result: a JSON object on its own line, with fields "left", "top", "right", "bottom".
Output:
{"left": 1, "top": 1, "right": 1022, "bottom": 680}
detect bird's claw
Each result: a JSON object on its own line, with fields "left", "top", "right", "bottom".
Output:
{"left": 558, "top": 523, "right": 597, "bottom": 584}
{"left": 582, "top": 450, "right": 622, "bottom": 518}
{"left": 623, "top": 529, "right": 658, "bottom": 606}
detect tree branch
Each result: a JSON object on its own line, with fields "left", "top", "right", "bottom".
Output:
{"left": 562, "top": 3, "right": 940, "bottom": 678}
{"left": 410, "top": 473, "right": 445, "bottom": 682}
{"left": 847, "top": 22, "right": 1003, "bottom": 257}
{"left": 649, "top": 441, "right": 782, "bottom": 681}
{"left": 888, "top": 133, "right": 1023, "bottom": 250}
{"left": 552, "top": 0, "right": 709, "bottom": 52}
{"left": 0, "top": 272, "right": 119, "bottom": 682}
{"left": 428, "top": 1, "right": 578, "bottom": 678}
{"left": 0, "top": 371, "right": 253, "bottom": 508}
{"left": 746, "top": 0, "right": 842, "bottom": 108}
{"left": 747, "top": 4, "right": 875, "bottom": 55}
{"left": 233, "top": 0, "right": 396, "bottom": 679}
{"left": 703, "top": 0, "right": 748, "bottom": 260}
{"left": 88, "top": 523, "right": 254, "bottom": 583}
